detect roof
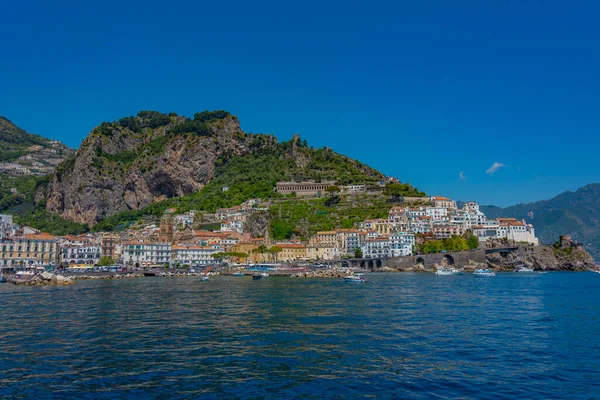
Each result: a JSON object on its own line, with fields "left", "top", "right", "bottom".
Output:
{"left": 278, "top": 243, "right": 306, "bottom": 249}
{"left": 432, "top": 196, "right": 451, "bottom": 201}
{"left": 23, "top": 233, "right": 56, "bottom": 240}
{"left": 316, "top": 231, "right": 337, "bottom": 235}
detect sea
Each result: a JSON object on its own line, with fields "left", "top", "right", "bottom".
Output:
{"left": 1, "top": 272, "right": 599, "bottom": 399}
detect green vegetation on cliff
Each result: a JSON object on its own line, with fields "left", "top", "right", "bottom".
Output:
{"left": 0, "top": 117, "right": 50, "bottom": 162}
{"left": 92, "top": 132, "right": 409, "bottom": 232}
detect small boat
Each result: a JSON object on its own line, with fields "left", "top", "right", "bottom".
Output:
{"left": 252, "top": 274, "right": 263, "bottom": 280}
{"left": 143, "top": 272, "right": 157, "bottom": 277}
{"left": 344, "top": 273, "right": 367, "bottom": 283}
{"left": 435, "top": 268, "right": 463, "bottom": 276}
{"left": 200, "top": 275, "right": 209, "bottom": 282}
{"left": 473, "top": 269, "right": 496, "bottom": 277}
{"left": 232, "top": 272, "right": 244, "bottom": 277}
{"left": 260, "top": 272, "right": 269, "bottom": 277}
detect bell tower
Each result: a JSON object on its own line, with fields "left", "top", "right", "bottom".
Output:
{"left": 158, "top": 209, "right": 175, "bottom": 244}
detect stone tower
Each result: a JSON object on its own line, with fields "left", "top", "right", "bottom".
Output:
{"left": 158, "top": 209, "right": 175, "bottom": 244}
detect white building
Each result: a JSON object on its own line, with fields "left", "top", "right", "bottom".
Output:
{"left": 473, "top": 218, "right": 538, "bottom": 245}
{"left": 171, "top": 244, "right": 219, "bottom": 267}
{"left": 122, "top": 242, "right": 172, "bottom": 267}
{"left": 362, "top": 238, "right": 391, "bottom": 258}
{"left": 61, "top": 245, "right": 102, "bottom": 265}
{"left": 390, "top": 232, "right": 415, "bottom": 257}
{"left": 0, "top": 214, "right": 14, "bottom": 239}
{"left": 341, "top": 184, "right": 367, "bottom": 194}
{"left": 425, "top": 207, "right": 448, "bottom": 222}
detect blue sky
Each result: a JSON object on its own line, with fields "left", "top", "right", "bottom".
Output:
{"left": 1, "top": 0, "right": 599, "bottom": 206}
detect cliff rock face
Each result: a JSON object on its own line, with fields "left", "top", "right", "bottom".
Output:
{"left": 46, "top": 112, "right": 274, "bottom": 224}
{"left": 486, "top": 245, "right": 596, "bottom": 271}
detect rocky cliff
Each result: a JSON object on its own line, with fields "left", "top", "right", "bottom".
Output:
{"left": 45, "top": 110, "right": 385, "bottom": 225}
{"left": 486, "top": 244, "right": 596, "bottom": 271}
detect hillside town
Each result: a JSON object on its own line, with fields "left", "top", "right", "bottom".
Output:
{"left": 0, "top": 194, "right": 539, "bottom": 269}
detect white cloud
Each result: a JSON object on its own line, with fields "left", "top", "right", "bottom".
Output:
{"left": 486, "top": 162, "right": 506, "bottom": 175}
{"left": 459, "top": 171, "right": 466, "bottom": 180}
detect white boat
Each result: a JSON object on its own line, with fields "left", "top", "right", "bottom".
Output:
{"left": 515, "top": 267, "right": 536, "bottom": 274}
{"left": 473, "top": 269, "right": 496, "bottom": 277}
{"left": 344, "top": 273, "right": 367, "bottom": 283}
{"left": 260, "top": 272, "right": 269, "bottom": 277}
{"left": 200, "top": 275, "right": 209, "bottom": 282}
{"left": 435, "top": 268, "right": 463, "bottom": 276}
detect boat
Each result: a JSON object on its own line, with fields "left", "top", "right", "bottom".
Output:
{"left": 200, "top": 275, "right": 209, "bottom": 282}
{"left": 232, "top": 272, "right": 244, "bottom": 277}
{"left": 260, "top": 272, "right": 269, "bottom": 277}
{"left": 515, "top": 267, "right": 536, "bottom": 274}
{"left": 143, "top": 272, "right": 157, "bottom": 277}
{"left": 344, "top": 273, "right": 367, "bottom": 283}
{"left": 435, "top": 268, "right": 463, "bottom": 276}
{"left": 252, "top": 274, "right": 263, "bottom": 280}
{"left": 473, "top": 269, "right": 496, "bottom": 277}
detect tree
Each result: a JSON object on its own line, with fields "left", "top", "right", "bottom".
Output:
{"left": 97, "top": 256, "right": 114, "bottom": 266}
{"left": 463, "top": 230, "right": 480, "bottom": 250}
{"left": 325, "top": 185, "right": 340, "bottom": 195}
{"left": 354, "top": 247, "right": 363, "bottom": 258}
{"left": 268, "top": 246, "right": 282, "bottom": 261}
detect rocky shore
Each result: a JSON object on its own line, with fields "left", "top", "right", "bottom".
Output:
{"left": 7, "top": 271, "right": 74, "bottom": 285}
{"left": 486, "top": 245, "right": 596, "bottom": 271}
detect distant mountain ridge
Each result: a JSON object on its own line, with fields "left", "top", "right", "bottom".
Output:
{"left": 0, "top": 116, "right": 75, "bottom": 175}
{"left": 478, "top": 184, "right": 600, "bottom": 261}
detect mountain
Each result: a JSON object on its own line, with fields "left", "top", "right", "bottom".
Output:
{"left": 480, "top": 184, "right": 600, "bottom": 261}
{"left": 44, "top": 110, "right": 405, "bottom": 226}
{"left": 0, "top": 116, "right": 75, "bottom": 175}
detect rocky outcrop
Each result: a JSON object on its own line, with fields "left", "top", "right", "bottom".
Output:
{"left": 45, "top": 113, "right": 276, "bottom": 224}
{"left": 485, "top": 244, "right": 596, "bottom": 271}
{"left": 245, "top": 211, "right": 272, "bottom": 238}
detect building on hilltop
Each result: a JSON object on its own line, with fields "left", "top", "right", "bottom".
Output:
{"left": 275, "top": 180, "right": 336, "bottom": 197}
{"left": 430, "top": 196, "right": 457, "bottom": 210}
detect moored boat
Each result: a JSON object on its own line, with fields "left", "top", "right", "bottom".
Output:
{"left": 252, "top": 274, "right": 263, "bottom": 280}
{"left": 435, "top": 268, "right": 463, "bottom": 276}
{"left": 344, "top": 273, "right": 367, "bottom": 283}
{"left": 232, "top": 272, "right": 244, "bottom": 277}
{"left": 200, "top": 275, "right": 209, "bottom": 282}
{"left": 473, "top": 269, "right": 496, "bottom": 277}
{"left": 143, "top": 272, "right": 157, "bottom": 277}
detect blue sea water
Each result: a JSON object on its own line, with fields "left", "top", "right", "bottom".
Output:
{"left": 1, "top": 272, "right": 599, "bottom": 399}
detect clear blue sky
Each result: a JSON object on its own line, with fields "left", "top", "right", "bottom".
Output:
{"left": 1, "top": 0, "right": 599, "bottom": 207}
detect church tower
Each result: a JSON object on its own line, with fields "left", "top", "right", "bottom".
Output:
{"left": 158, "top": 209, "right": 175, "bottom": 244}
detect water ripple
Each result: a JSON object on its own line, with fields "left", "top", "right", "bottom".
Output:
{"left": 1, "top": 273, "right": 600, "bottom": 398}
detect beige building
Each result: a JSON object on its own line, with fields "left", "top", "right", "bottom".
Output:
{"left": 0, "top": 233, "right": 59, "bottom": 266}
{"left": 309, "top": 231, "right": 339, "bottom": 247}
{"left": 276, "top": 243, "right": 307, "bottom": 262}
